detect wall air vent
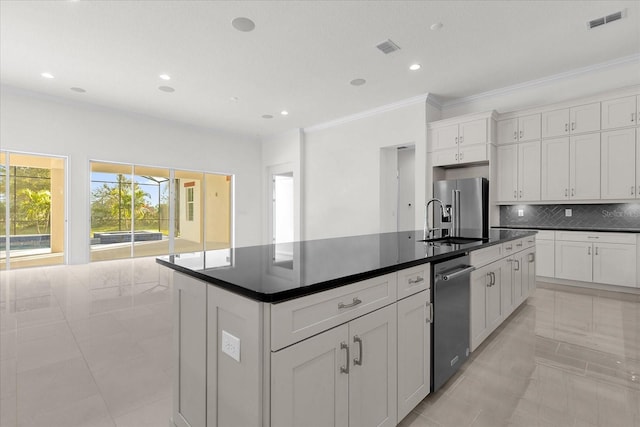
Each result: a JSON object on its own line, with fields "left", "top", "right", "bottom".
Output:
{"left": 376, "top": 39, "right": 401, "bottom": 54}
{"left": 587, "top": 9, "right": 626, "bottom": 29}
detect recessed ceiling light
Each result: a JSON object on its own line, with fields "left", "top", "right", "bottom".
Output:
{"left": 430, "top": 22, "right": 443, "bottom": 31}
{"left": 159, "top": 74, "right": 171, "bottom": 81}
{"left": 232, "top": 17, "right": 255, "bottom": 32}
{"left": 262, "top": 114, "right": 273, "bottom": 119}
{"left": 41, "top": 72, "right": 54, "bottom": 79}
{"left": 280, "top": 110, "right": 289, "bottom": 116}
{"left": 230, "top": 96, "right": 239, "bottom": 102}
{"left": 70, "top": 87, "right": 86, "bottom": 93}
{"left": 409, "top": 64, "right": 421, "bottom": 71}
{"left": 158, "top": 86, "right": 175, "bottom": 93}
{"left": 350, "top": 78, "right": 366, "bottom": 86}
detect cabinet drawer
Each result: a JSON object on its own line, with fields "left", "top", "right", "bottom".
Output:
{"left": 536, "top": 230, "right": 555, "bottom": 240}
{"left": 270, "top": 273, "right": 397, "bottom": 351}
{"left": 397, "top": 263, "right": 430, "bottom": 300}
{"left": 523, "top": 235, "right": 536, "bottom": 248}
{"left": 555, "top": 231, "right": 636, "bottom": 244}
{"left": 502, "top": 238, "right": 525, "bottom": 255}
{"left": 470, "top": 244, "right": 502, "bottom": 268}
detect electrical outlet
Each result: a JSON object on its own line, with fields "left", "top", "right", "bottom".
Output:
{"left": 222, "top": 330, "right": 240, "bottom": 362}
{"left": 565, "top": 209, "right": 572, "bottom": 217}
{"left": 517, "top": 209, "right": 524, "bottom": 217}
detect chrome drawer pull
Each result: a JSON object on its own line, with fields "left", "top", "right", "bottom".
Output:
{"left": 340, "top": 342, "right": 349, "bottom": 374}
{"left": 408, "top": 276, "right": 424, "bottom": 284}
{"left": 353, "top": 335, "right": 363, "bottom": 366}
{"left": 338, "top": 297, "right": 362, "bottom": 309}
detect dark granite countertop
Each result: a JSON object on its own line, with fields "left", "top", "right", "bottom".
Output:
{"left": 157, "top": 229, "right": 535, "bottom": 303}
{"left": 495, "top": 225, "right": 640, "bottom": 233}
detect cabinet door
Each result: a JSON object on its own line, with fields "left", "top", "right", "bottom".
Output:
{"left": 541, "top": 137, "right": 570, "bottom": 200}
{"left": 459, "top": 144, "right": 487, "bottom": 164}
{"left": 601, "top": 128, "right": 636, "bottom": 199}
{"left": 525, "top": 249, "right": 536, "bottom": 297}
{"left": 431, "top": 147, "right": 459, "bottom": 167}
{"left": 593, "top": 243, "right": 637, "bottom": 287}
{"left": 570, "top": 103, "right": 600, "bottom": 134}
{"left": 487, "top": 261, "right": 503, "bottom": 333}
{"left": 459, "top": 119, "right": 487, "bottom": 145}
{"left": 349, "top": 304, "right": 397, "bottom": 427}
{"left": 518, "top": 114, "right": 541, "bottom": 142}
{"left": 497, "top": 144, "right": 518, "bottom": 202}
{"left": 271, "top": 324, "right": 349, "bottom": 427}
{"left": 554, "top": 241, "right": 592, "bottom": 282}
{"left": 433, "top": 124, "right": 459, "bottom": 150}
{"left": 497, "top": 118, "right": 518, "bottom": 144}
{"left": 542, "top": 108, "right": 570, "bottom": 138}
{"left": 535, "top": 239, "right": 555, "bottom": 277}
{"left": 397, "top": 292, "right": 430, "bottom": 423}
{"left": 602, "top": 96, "right": 637, "bottom": 129}
{"left": 512, "top": 254, "right": 524, "bottom": 308}
{"left": 470, "top": 266, "right": 489, "bottom": 351}
{"left": 518, "top": 141, "right": 541, "bottom": 201}
{"left": 570, "top": 133, "right": 600, "bottom": 200}
{"left": 173, "top": 274, "right": 207, "bottom": 427}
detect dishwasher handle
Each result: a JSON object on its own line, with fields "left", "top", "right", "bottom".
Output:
{"left": 441, "top": 265, "right": 475, "bottom": 281}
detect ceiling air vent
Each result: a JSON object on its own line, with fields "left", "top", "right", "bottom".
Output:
{"left": 587, "top": 9, "right": 626, "bottom": 29}
{"left": 376, "top": 39, "right": 401, "bottom": 54}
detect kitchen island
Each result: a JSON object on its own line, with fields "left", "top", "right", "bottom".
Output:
{"left": 157, "top": 229, "right": 536, "bottom": 427}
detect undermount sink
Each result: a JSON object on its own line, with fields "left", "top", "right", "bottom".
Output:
{"left": 418, "top": 236, "right": 487, "bottom": 245}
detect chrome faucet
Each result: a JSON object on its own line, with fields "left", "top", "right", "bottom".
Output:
{"left": 424, "top": 198, "right": 450, "bottom": 240}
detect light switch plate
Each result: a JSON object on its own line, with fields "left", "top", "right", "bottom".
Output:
{"left": 565, "top": 209, "right": 572, "bottom": 217}
{"left": 222, "top": 330, "right": 240, "bottom": 362}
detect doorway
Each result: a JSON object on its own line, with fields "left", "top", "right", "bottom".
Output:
{"left": 380, "top": 145, "right": 415, "bottom": 233}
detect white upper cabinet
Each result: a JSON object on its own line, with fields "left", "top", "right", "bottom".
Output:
{"left": 497, "top": 114, "right": 540, "bottom": 144}
{"left": 541, "top": 137, "right": 570, "bottom": 200}
{"left": 459, "top": 119, "right": 488, "bottom": 145}
{"left": 432, "top": 124, "right": 460, "bottom": 150}
{"left": 601, "top": 128, "right": 636, "bottom": 199}
{"left": 602, "top": 96, "right": 637, "bottom": 130}
{"left": 570, "top": 133, "right": 601, "bottom": 200}
{"left": 429, "top": 117, "right": 490, "bottom": 166}
{"left": 497, "top": 144, "right": 518, "bottom": 202}
{"left": 542, "top": 103, "right": 600, "bottom": 138}
{"left": 497, "top": 141, "right": 540, "bottom": 202}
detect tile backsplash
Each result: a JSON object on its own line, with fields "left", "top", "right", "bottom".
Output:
{"left": 500, "top": 203, "right": 640, "bottom": 229}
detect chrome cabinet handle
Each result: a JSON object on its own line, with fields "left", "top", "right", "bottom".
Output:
{"left": 516, "top": 242, "right": 523, "bottom": 247}
{"left": 353, "top": 335, "right": 363, "bottom": 366}
{"left": 460, "top": 136, "right": 464, "bottom": 143}
{"left": 571, "top": 122, "right": 575, "bottom": 131}
{"left": 455, "top": 136, "right": 458, "bottom": 143}
{"left": 340, "top": 342, "right": 349, "bottom": 374}
{"left": 588, "top": 246, "right": 591, "bottom": 255}
{"left": 565, "top": 123, "right": 569, "bottom": 132}
{"left": 486, "top": 272, "right": 492, "bottom": 287}
{"left": 528, "top": 253, "right": 535, "bottom": 263}
{"left": 519, "top": 190, "right": 523, "bottom": 199}
{"left": 338, "top": 297, "right": 362, "bottom": 309}
{"left": 408, "top": 276, "right": 424, "bottom": 284}
{"left": 513, "top": 131, "right": 517, "bottom": 140}
{"left": 491, "top": 272, "right": 496, "bottom": 286}
{"left": 595, "top": 247, "right": 599, "bottom": 256}
{"left": 519, "top": 130, "right": 523, "bottom": 139}
{"left": 426, "top": 302, "right": 433, "bottom": 324}
{"left": 455, "top": 153, "right": 458, "bottom": 160}
{"left": 565, "top": 188, "right": 568, "bottom": 197}
{"left": 514, "top": 260, "right": 520, "bottom": 271}
{"left": 460, "top": 152, "right": 464, "bottom": 160}
{"left": 587, "top": 236, "right": 599, "bottom": 239}
{"left": 513, "top": 190, "right": 517, "bottom": 199}
{"left": 571, "top": 188, "right": 575, "bottom": 197}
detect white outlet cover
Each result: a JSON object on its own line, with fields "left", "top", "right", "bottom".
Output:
{"left": 565, "top": 208, "right": 572, "bottom": 217}
{"left": 517, "top": 209, "right": 524, "bottom": 217}
{"left": 222, "top": 330, "right": 240, "bottom": 362}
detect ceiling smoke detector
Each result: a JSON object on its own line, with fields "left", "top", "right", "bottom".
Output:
{"left": 587, "top": 9, "right": 626, "bottom": 29}
{"left": 376, "top": 39, "right": 401, "bottom": 54}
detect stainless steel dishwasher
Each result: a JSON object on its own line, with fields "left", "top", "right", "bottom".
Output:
{"left": 431, "top": 254, "right": 475, "bottom": 392}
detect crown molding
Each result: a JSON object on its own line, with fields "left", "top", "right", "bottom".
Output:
{"left": 441, "top": 53, "right": 640, "bottom": 109}
{"left": 304, "top": 93, "right": 430, "bottom": 133}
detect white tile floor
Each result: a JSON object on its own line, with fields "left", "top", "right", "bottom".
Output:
{"left": 1, "top": 260, "right": 639, "bottom": 427}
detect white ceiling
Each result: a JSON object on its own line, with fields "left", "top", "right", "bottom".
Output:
{"left": 1, "top": 0, "right": 639, "bottom": 138}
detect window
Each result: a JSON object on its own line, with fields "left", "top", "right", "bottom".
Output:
{"left": 186, "top": 187, "right": 194, "bottom": 222}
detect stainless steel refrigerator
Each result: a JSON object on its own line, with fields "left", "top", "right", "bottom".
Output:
{"left": 433, "top": 177, "right": 489, "bottom": 238}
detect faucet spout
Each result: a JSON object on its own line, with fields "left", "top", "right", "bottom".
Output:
{"left": 424, "top": 198, "right": 450, "bottom": 240}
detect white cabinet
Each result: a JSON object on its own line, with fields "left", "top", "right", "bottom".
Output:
{"left": 541, "top": 137, "right": 570, "bottom": 200}
{"left": 602, "top": 95, "right": 638, "bottom": 129}
{"left": 535, "top": 237, "right": 555, "bottom": 277}
{"left": 497, "top": 141, "right": 540, "bottom": 202}
{"left": 432, "top": 124, "right": 460, "bottom": 150}
{"left": 470, "top": 259, "right": 504, "bottom": 351}
{"left": 429, "top": 116, "right": 492, "bottom": 166}
{"left": 542, "top": 134, "right": 601, "bottom": 200}
{"left": 497, "top": 114, "right": 541, "bottom": 144}
{"left": 554, "top": 232, "right": 638, "bottom": 288}
{"left": 397, "top": 291, "right": 430, "bottom": 422}
{"left": 272, "top": 304, "right": 397, "bottom": 427}
{"left": 542, "top": 103, "right": 600, "bottom": 138}
{"left": 601, "top": 128, "right": 636, "bottom": 199}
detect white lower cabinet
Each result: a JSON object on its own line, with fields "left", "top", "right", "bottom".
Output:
{"left": 555, "top": 240, "right": 593, "bottom": 282}
{"left": 272, "top": 303, "right": 397, "bottom": 427}
{"left": 592, "top": 243, "right": 637, "bottom": 287}
{"left": 470, "top": 259, "right": 504, "bottom": 352}
{"left": 396, "top": 291, "right": 430, "bottom": 422}
{"left": 536, "top": 238, "right": 555, "bottom": 277}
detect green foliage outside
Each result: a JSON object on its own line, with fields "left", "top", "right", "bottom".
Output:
{"left": 1, "top": 166, "right": 52, "bottom": 236}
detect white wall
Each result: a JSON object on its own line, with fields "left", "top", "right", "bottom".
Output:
{"left": 0, "top": 86, "right": 262, "bottom": 264}
{"left": 303, "top": 102, "right": 425, "bottom": 240}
